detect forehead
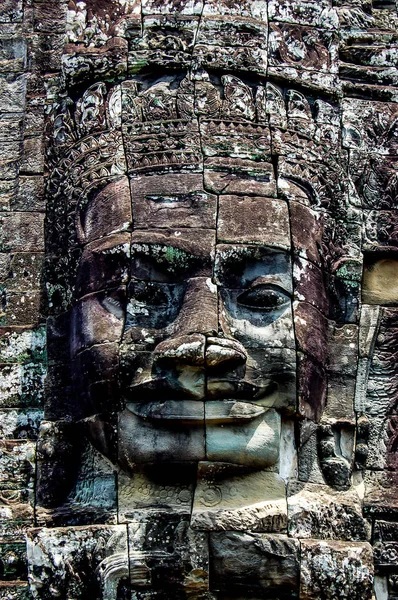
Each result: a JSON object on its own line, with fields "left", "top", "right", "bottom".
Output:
{"left": 82, "top": 171, "right": 292, "bottom": 253}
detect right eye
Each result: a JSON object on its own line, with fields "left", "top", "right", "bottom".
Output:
{"left": 237, "top": 285, "right": 290, "bottom": 311}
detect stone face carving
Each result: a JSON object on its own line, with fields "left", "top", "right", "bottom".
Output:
{"left": 2, "top": 0, "right": 398, "bottom": 597}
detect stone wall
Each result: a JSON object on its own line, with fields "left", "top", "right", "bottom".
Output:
{"left": 0, "top": 0, "right": 398, "bottom": 598}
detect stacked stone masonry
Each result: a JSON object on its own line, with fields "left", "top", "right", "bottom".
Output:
{"left": 0, "top": 0, "right": 398, "bottom": 598}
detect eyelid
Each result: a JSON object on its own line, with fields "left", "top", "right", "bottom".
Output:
{"left": 249, "top": 277, "right": 291, "bottom": 297}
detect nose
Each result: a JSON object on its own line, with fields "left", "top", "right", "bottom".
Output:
{"left": 151, "top": 278, "right": 247, "bottom": 399}
{"left": 154, "top": 335, "right": 247, "bottom": 370}
{"left": 170, "top": 277, "right": 218, "bottom": 337}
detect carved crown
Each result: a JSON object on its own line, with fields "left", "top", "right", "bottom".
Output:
{"left": 46, "top": 69, "right": 341, "bottom": 209}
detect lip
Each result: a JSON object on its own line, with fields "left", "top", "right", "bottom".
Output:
{"left": 126, "top": 400, "right": 267, "bottom": 424}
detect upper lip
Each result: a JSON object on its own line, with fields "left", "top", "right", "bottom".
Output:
{"left": 126, "top": 400, "right": 267, "bottom": 424}
{"left": 125, "top": 378, "right": 277, "bottom": 401}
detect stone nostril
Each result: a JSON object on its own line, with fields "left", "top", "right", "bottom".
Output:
{"left": 205, "top": 337, "right": 247, "bottom": 370}
{"left": 153, "top": 334, "right": 206, "bottom": 367}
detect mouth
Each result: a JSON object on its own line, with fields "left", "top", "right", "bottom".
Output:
{"left": 126, "top": 400, "right": 267, "bottom": 424}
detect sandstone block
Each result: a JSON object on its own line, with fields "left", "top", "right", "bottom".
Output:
{"left": 300, "top": 539, "right": 374, "bottom": 600}
{"left": 191, "top": 464, "right": 287, "bottom": 532}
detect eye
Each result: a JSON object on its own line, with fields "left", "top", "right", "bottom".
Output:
{"left": 237, "top": 285, "right": 290, "bottom": 311}
{"left": 130, "top": 281, "right": 170, "bottom": 305}
{"left": 101, "top": 293, "right": 125, "bottom": 319}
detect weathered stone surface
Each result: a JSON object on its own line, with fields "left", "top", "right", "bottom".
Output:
{"left": 217, "top": 195, "right": 290, "bottom": 249}
{"left": 191, "top": 463, "right": 287, "bottom": 532}
{"left": 0, "top": 581, "right": 29, "bottom": 600}
{"left": 300, "top": 540, "right": 374, "bottom": 600}
{"left": 364, "top": 471, "right": 398, "bottom": 519}
{"left": 0, "top": 214, "right": 44, "bottom": 253}
{"left": 204, "top": 158, "right": 277, "bottom": 197}
{"left": 118, "top": 468, "right": 194, "bottom": 522}
{"left": 2, "top": 0, "right": 398, "bottom": 596}
{"left": 204, "top": 406, "right": 281, "bottom": 469}
{"left": 128, "top": 516, "right": 209, "bottom": 597}
{"left": 131, "top": 173, "right": 217, "bottom": 230}
{"left": 362, "top": 259, "right": 398, "bottom": 305}
{"left": 27, "top": 525, "right": 129, "bottom": 600}
{"left": 210, "top": 531, "right": 299, "bottom": 598}
{"left": 288, "top": 483, "right": 370, "bottom": 541}
{"left": 0, "top": 409, "right": 43, "bottom": 440}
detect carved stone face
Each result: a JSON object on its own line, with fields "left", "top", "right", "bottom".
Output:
{"left": 71, "top": 172, "right": 297, "bottom": 471}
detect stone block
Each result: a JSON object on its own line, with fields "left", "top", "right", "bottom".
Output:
{"left": 28, "top": 33, "right": 64, "bottom": 72}
{"left": 294, "top": 302, "right": 329, "bottom": 365}
{"left": 297, "top": 352, "right": 327, "bottom": 422}
{"left": 118, "top": 468, "right": 194, "bottom": 522}
{"left": 20, "top": 136, "right": 44, "bottom": 174}
{"left": 268, "top": 24, "right": 339, "bottom": 90}
{"left": 33, "top": 1, "right": 68, "bottom": 34}
{"left": 364, "top": 471, "right": 398, "bottom": 519}
{"left": 0, "top": 408, "right": 43, "bottom": 439}
{"left": 0, "top": 1, "right": 23, "bottom": 23}
{"left": 199, "top": 119, "right": 271, "bottom": 161}
{"left": 0, "top": 326, "right": 46, "bottom": 364}
{"left": 118, "top": 404, "right": 206, "bottom": 468}
{"left": 131, "top": 173, "right": 217, "bottom": 230}
{"left": 0, "top": 361, "right": 45, "bottom": 408}
{"left": 70, "top": 293, "right": 125, "bottom": 356}
{"left": 0, "top": 441, "right": 35, "bottom": 492}
{"left": 300, "top": 539, "right": 374, "bottom": 600}
{"left": 204, "top": 158, "right": 277, "bottom": 197}
{"left": 202, "top": 0, "right": 268, "bottom": 19}
{"left": 4, "top": 253, "right": 44, "bottom": 292}
{"left": 217, "top": 195, "right": 290, "bottom": 249}
{"left": 72, "top": 342, "right": 120, "bottom": 418}
{"left": 0, "top": 36, "right": 26, "bottom": 72}
{"left": 364, "top": 210, "right": 398, "bottom": 251}
{"left": 342, "top": 99, "right": 398, "bottom": 155}
{"left": 0, "top": 541, "right": 27, "bottom": 581}
{"left": 288, "top": 483, "right": 371, "bottom": 541}
{"left": 0, "top": 213, "right": 44, "bottom": 252}
{"left": 362, "top": 258, "right": 398, "bottom": 305}
{"left": 0, "top": 581, "right": 29, "bottom": 599}
{"left": 141, "top": 0, "right": 203, "bottom": 15}
{"left": 293, "top": 257, "right": 328, "bottom": 315}
{"left": 325, "top": 374, "right": 356, "bottom": 422}
{"left": 374, "top": 521, "right": 398, "bottom": 544}
{"left": 205, "top": 406, "right": 281, "bottom": 469}
{"left": 75, "top": 233, "right": 131, "bottom": 298}
{"left": 210, "top": 531, "right": 299, "bottom": 598}
{"left": 2, "top": 291, "right": 42, "bottom": 326}
{"left": 268, "top": 0, "right": 337, "bottom": 28}
{"left": 27, "top": 525, "right": 129, "bottom": 599}
{"left": 0, "top": 493, "right": 34, "bottom": 540}
{"left": 374, "top": 542, "right": 398, "bottom": 572}
{"left": 80, "top": 178, "right": 132, "bottom": 245}
{"left": 0, "top": 74, "right": 25, "bottom": 114}
{"left": 350, "top": 152, "right": 398, "bottom": 211}
{"left": 191, "top": 463, "right": 287, "bottom": 532}
{"left": 128, "top": 516, "right": 209, "bottom": 596}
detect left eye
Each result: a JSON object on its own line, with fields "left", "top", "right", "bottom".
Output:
{"left": 101, "top": 294, "right": 125, "bottom": 319}
{"left": 237, "top": 286, "right": 290, "bottom": 310}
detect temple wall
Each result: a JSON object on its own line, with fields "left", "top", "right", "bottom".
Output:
{"left": 0, "top": 1, "right": 398, "bottom": 598}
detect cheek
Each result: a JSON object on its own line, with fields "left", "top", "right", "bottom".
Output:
{"left": 72, "top": 342, "right": 120, "bottom": 417}
{"left": 219, "top": 296, "right": 296, "bottom": 350}
{"left": 70, "top": 295, "right": 125, "bottom": 357}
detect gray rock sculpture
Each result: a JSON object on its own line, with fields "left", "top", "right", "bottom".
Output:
{"left": 1, "top": 0, "right": 398, "bottom": 598}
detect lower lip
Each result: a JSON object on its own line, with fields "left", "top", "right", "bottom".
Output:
{"left": 126, "top": 400, "right": 266, "bottom": 424}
